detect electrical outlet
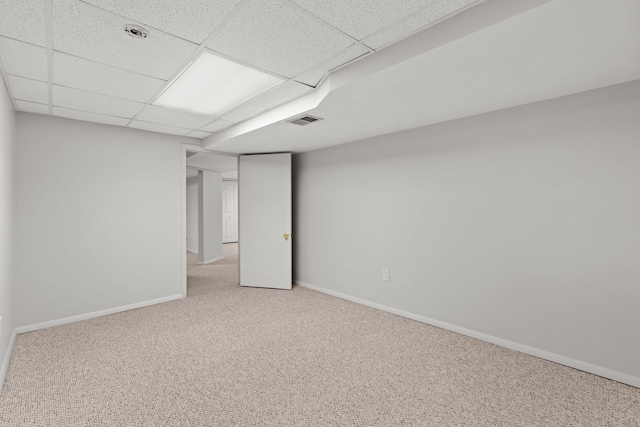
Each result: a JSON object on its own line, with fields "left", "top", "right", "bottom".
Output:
{"left": 382, "top": 268, "right": 390, "bottom": 282}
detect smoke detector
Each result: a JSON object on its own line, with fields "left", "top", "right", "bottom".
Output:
{"left": 286, "top": 115, "right": 323, "bottom": 126}
{"left": 124, "top": 25, "right": 149, "bottom": 39}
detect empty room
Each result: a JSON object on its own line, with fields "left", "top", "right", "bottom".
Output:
{"left": 1, "top": 0, "right": 639, "bottom": 425}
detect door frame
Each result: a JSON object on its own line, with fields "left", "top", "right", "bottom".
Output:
{"left": 180, "top": 144, "right": 239, "bottom": 298}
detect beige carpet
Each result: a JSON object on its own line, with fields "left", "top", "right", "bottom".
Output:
{"left": 1, "top": 243, "right": 638, "bottom": 426}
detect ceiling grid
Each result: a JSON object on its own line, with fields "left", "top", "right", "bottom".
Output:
{"left": 0, "top": 0, "right": 488, "bottom": 140}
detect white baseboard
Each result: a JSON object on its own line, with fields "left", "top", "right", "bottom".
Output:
{"left": 197, "top": 256, "right": 224, "bottom": 265}
{"left": 0, "top": 329, "right": 17, "bottom": 390}
{"left": 15, "top": 294, "right": 184, "bottom": 335}
{"left": 186, "top": 249, "right": 199, "bottom": 254}
{"left": 294, "top": 280, "right": 640, "bottom": 389}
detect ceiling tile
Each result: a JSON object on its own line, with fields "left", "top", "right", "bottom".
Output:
{"left": 294, "top": 44, "right": 370, "bottom": 87}
{"left": 218, "top": 103, "right": 268, "bottom": 123}
{"left": 0, "top": 37, "right": 48, "bottom": 81}
{"left": 53, "top": 106, "right": 131, "bottom": 126}
{"left": 52, "top": 0, "right": 199, "bottom": 80}
{"left": 0, "top": 0, "right": 46, "bottom": 46}
{"left": 363, "top": 0, "right": 480, "bottom": 50}
{"left": 200, "top": 120, "right": 233, "bottom": 133}
{"left": 137, "top": 105, "right": 213, "bottom": 129}
{"left": 80, "top": 0, "right": 243, "bottom": 44}
{"left": 53, "top": 85, "right": 145, "bottom": 118}
{"left": 129, "top": 120, "right": 192, "bottom": 136}
{"left": 290, "top": 0, "right": 438, "bottom": 40}
{"left": 53, "top": 52, "right": 166, "bottom": 103}
{"left": 8, "top": 76, "right": 49, "bottom": 104}
{"left": 207, "top": 0, "right": 353, "bottom": 78}
{"left": 187, "top": 130, "right": 213, "bottom": 139}
{"left": 16, "top": 100, "right": 49, "bottom": 115}
{"left": 250, "top": 81, "right": 313, "bottom": 108}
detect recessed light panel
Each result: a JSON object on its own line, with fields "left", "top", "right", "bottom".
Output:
{"left": 154, "top": 52, "right": 284, "bottom": 117}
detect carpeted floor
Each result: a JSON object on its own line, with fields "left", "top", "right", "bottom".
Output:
{"left": 1, "top": 243, "right": 639, "bottom": 426}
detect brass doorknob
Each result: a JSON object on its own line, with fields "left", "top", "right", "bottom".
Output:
{"left": 283, "top": 233, "right": 290, "bottom": 240}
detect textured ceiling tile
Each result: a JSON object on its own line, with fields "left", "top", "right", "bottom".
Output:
{"left": 53, "top": 106, "right": 131, "bottom": 126}
{"left": 8, "top": 76, "right": 49, "bottom": 104}
{"left": 52, "top": 0, "right": 199, "bottom": 80}
{"left": 53, "top": 85, "right": 145, "bottom": 118}
{"left": 207, "top": 0, "right": 353, "bottom": 78}
{"left": 16, "top": 100, "right": 49, "bottom": 114}
{"left": 187, "top": 130, "right": 213, "bottom": 139}
{"left": 294, "top": 44, "right": 370, "bottom": 86}
{"left": 53, "top": 52, "right": 166, "bottom": 103}
{"left": 250, "top": 81, "right": 313, "bottom": 108}
{"left": 291, "top": 0, "right": 437, "bottom": 40}
{"left": 138, "top": 105, "right": 213, "bottom": 129}
{"left": 363, "top": 0, "right": 480, "bottom": 49}
{"left": 0, "top": 0, "right": 46, "bottom": 46}
{"left": 200, "top": 120, "right": 233, "bottom": 133}
{"left": 80, "top": 0, "right": 243, "bottom": 44}
{"left": 218, "top": 103, "right": 268, "bottom": 123}
{"left": 0, "top": 37, "right": 48, "bottom": 81}
{"left": 129, "top": 120, "right": 192, "bottom": 136}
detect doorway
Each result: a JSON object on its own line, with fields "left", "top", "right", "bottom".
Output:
{"left": 181, "top": 144, "right": 238, "bottom": 297}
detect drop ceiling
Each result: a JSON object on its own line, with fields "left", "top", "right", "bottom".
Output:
{"left": 0, "top": 0, "right": 483, "bottom": 140}
{"left": 3, "top": 0, "right": 638, "bottom": 156}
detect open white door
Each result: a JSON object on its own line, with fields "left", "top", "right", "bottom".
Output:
{"left": 239, "top": 153, "right": 292, "bottom": 289}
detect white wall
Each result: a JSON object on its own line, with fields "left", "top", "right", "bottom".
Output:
{"left": 293, "top": 80, "right": 640, "bottom": 386}
{"left": 0, "top": 74, "right": 16, "bottom": 383}
{"left": 15, "top": 114, "right": 199, "bottom": 327}
{"left": 186, "top": 176, "right": 198, "bottom": 253}
{"left": 198, "top": 170, "right": 223, "bottom": 264}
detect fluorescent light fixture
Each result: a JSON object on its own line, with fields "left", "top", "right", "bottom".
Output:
{"left": 154, "top": 52, "right": 283, "bottom": 117}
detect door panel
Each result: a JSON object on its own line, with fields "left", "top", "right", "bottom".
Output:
{"left": 239, "top": 153, "right": 292, "bottom": 289}
{"left": 222, "top": 181, "right": 238, "bottom": 243}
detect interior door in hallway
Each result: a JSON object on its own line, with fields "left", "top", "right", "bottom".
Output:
{"left": 222, "top": 181, "right": 238, "bottom": 243}
{"left": 238, "top": 153, "right": 292, "bottom": 289}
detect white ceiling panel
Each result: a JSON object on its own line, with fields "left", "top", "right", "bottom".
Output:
{"left": 80, "top": 0, "right": 243, "bottom": 44}
{"left": 129, "top": 120, "right": 192, "bottom": 136}
{"left": 8, "top": 76, "right": 49, "bottom": 104}
{"left": 199, "top": 120, "right": 233, "bottom": 133}
{"left": 53, "top": 85, "right": 144, "bottom": 118}
{"left": 53, "top": 52, "right": 166, "bottom": 102}
{"left": 294, "top": 44, "right": 370, "bottom": 87}
{"left": 290, "top": 0, "right": 438, "bottom": 40}
{"left": 16, "top": 100, "right": 49, "bottom": 115}
{"left": 187, "top": 130, "right": 213, "bottom": 139}
{"left": 207, "top": 0, "right": 353, "bottom": 78}
{"left": 250, "top": 81, "right": 313, "bottom": 108}
{"left": 137, "top": 105, "right": 213, "bottom": 129}
{"left": 0, "top": 0, "right": 47, "bottom": 46}
{"left": 0, "top": 37, "right": 48, "bottom": 82}
{"left": 53, "top": 106, "right": 131, "bottom": 126}
{"left": 52, "top": 0, "right": 199, "bottom": 80}
{"left": 363, "top": 0, "right": 481, "bottom": 50}
{"left": 218, "top": 103, "right": 268, "bottom": 123}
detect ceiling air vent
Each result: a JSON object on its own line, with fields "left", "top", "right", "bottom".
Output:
{"left": 287, "top": 115, "right": 323, "bottom": 126}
